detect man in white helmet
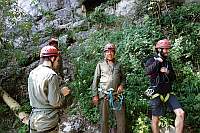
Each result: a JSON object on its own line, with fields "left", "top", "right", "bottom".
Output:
{"left": 92, "top": 43, "right": 126, "bottom": 133}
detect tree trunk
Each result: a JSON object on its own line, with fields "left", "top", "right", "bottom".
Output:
{"left": 0, "top": 86, "right": 29, "bottom": 125}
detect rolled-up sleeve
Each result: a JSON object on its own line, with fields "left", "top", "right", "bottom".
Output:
{"left": 92, "top": 63, "right": 101, "bottom": 97}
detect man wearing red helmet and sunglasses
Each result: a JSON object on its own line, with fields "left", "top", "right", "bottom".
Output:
{"left": 92, "top": 43, "right": 126, "bottom": 133}
{"left": 144, "top": 39, "right": 184, "bottom": 133}
{"left": 28, "top": 46, "right": 70, "bottom": 133}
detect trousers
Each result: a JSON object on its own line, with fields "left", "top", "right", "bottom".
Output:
{"left": 99, "top": 98, "right": 126, "bottom": 133}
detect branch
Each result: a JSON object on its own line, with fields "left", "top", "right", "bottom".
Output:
{"left": 0, "top": 86, "right": 29, "bottom": 125}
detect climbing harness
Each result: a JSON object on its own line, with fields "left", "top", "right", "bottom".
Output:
{"left": 145, "top": 58, "right": 175, "bottom": 103}
{"left": 150, "top": 92, "right": 175, "bottom": 103}
{"left": 99, "top": 88, "right": 124, "bottom": 111}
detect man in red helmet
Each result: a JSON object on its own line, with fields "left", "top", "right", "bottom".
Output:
{"left": 40, "top": 37, "right": 64, "bottom": 79}
{"left": 28, "top": 46, "right": 70, "bottom": 133}
{"left": 48, "top": 37, "right": 64, "bottom": 79}
{"left": 92, "top": 43, "right": 126, "bottom": 133}
{"left": 144, "top": 39, "right": 184, "bottom": 133}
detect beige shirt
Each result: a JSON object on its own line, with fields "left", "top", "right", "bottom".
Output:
{"left": 28, "top": 64, "right": 65, "bottom": 131}
{"left": 28, "top": 64, "right": 65, "bottom": 109}
{"left": 92, "top": 60, "right": 125, "bottom": 98}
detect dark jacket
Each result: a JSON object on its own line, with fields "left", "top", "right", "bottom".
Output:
{"left": 144, "top": 54, "right": 176, "bottom": 94}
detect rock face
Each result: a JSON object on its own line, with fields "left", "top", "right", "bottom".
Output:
{"left": 18, "top": 0, "right": 82, "bottom": 17}
{"left": 115, "top": 0, "right": 140, "bottom": 17}
{"left": 8, "top": 0, "right": 199, "bottom": 50}
{"left": 17, "top": 0, "right": 86, "bottom": 39}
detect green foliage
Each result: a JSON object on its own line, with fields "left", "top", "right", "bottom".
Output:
{"left": 15, "top": 50, "right": 29, "bottom": 66}
{"left": 180, "top": 94, "right": 200, "bottom": 131}
{"left": 68, "top": 17, "right": 161, "bottom": 131}
{"left": 106, "top": 0, "right": 121, "bottom": 6}
{"left": 12, "top": 117, "right": 29, "bottom": 133}
{"left": 32, "top": 33, "right": 41, "bottom": 45}
{"left": 0, "top": 49, "right": 10, "bottom": 68}
{"left": 43, "top": 10, "right": 55, "bottom": 21}
{"left": 0, "top": 103, "right": 9, "bottom": 113}
{"left": 17, "top": 124, "right": 28, "bottom": 133}
{"left": 160, "top": 3, "right": 200, "bottom": 37}
{"left": 18, "top": 99, "right": 31, "bottom": 114}
{"left": 18, "top": 21, "right": 33, "bottom": 33}
{"left": 68, "top": 3, "right": 200, "bottom": 132}
{"left": 0, "top": 103, "right": 16, "bottom": 132}
{"left": 148, "top": 0, "right": 165, "bottom": 17}
{"left": 159, "top": 116, "right": 173, "bottom": 128}
{"left": 133, "top": 113, "right": 151, "bottom": 133}
{"left": 87, "top": 5, "right": 122, "bottom": 27}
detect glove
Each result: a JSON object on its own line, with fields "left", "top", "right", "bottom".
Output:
{"left": 144, "top": 86, "right": 157, "bottom": 97}
{"left": 144, "top": 88, "right": 154, "bottom": 97}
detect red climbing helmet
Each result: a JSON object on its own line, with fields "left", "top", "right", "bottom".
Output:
{"left": 155, "top": 39, "right": 171, "bottom": 49}
{"left": 40, "top": 46, "right": 59, "bottom": 57}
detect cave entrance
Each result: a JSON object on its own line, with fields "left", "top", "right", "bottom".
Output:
{"left": 82, "top": 0, "right": 107, "bottom": 12}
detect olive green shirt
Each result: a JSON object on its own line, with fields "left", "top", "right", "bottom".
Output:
{"left": 92, "top": 60, "right": 125, "bottom": 98}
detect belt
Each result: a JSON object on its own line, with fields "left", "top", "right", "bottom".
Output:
{"left": 32, "top": 107, "right": 55, "bottom": 111}
{"left": 98, "top": 88, "right": 118, "bottom": 95}
{"left": 30, "top": 125, "right": 57, "bottom": 133}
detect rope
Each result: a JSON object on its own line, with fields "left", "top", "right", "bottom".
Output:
{"left": 107, "top": 88, "right": 124, "bottom": 111}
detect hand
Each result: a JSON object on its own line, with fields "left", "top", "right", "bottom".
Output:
{"left": 61, "top": 87, "right": 71, "bottom": 96}
{"left": 92, "top": 95, "right": 99, "bottom": 106}
{"left": 117, "top": 84, "right": 124, "bottom": 94}
{"left": 154, "top": 57, "right": 163, "bottom": 62}
{"left": 160, "top": 67, "right": 169, "bottom": 74}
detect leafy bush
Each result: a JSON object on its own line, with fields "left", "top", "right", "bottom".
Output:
{"left": 15, "top": 50, "right": 29, "bottom": 66}
{"left": 68, "top": 17, "right": 160, "bottom": 130}
{"left": 67, "top": 3, "right": 200, "bottom": 132}
{"left": 133, "top": 113, "right": 151, "bottom": 133}
{"left": 88, "top": 5, "right": 122, "bottom": 27}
